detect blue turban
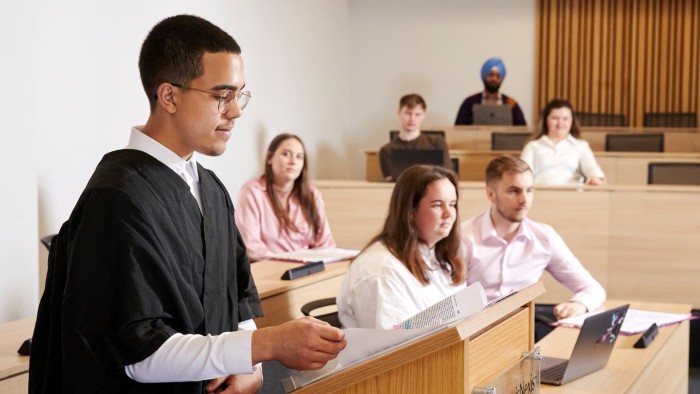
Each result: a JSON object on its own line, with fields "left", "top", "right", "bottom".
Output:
{"left": 481, "top": 57, "right": 506, "bottom": 82}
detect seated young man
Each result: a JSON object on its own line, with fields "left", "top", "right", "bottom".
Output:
{"left": 461, "top": 155, "right": 605, "bottom": 340}
{"left": 379, "top": 94, "right": 451, "bottom": 181}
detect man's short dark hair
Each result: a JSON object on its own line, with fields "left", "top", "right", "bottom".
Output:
{"left": 485, "top": 155, "right": 532, "bottom": 185}
{"left": 399, "top": 94, "right": 427, "bottom": 111}
{"left": 139, "top": 14, "right": 241, "bottom": 111}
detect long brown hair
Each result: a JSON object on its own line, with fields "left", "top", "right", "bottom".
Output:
{"left": 364, "top": 165, "right": 465, "bottom": 286}
{"left": 263, "top": 134, "right": 321, "bottom": 237}
{"left": 529, "top": 98, "right": 581, "bottom": 141}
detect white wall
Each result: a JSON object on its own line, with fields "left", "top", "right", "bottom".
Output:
{"left": 0, "top": 0, "right": 535, "bottom": 322}
{"left": 0, "top": 2, "right": 39, "bottom": 323}
{"left": 345, "top": 0, "right": 536, "bottom": 179}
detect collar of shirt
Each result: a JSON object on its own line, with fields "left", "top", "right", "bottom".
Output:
{"left": 418, "top": 243, "right": 439, "bottom": 270}
{"left": 541, "top": 134, "right": 580, "bottom": 148}
{"left": 479, "top": 209, "right": 534, "bottom": 244}
{"left": 126, "top": 126, "right": 199, "bottom": 184}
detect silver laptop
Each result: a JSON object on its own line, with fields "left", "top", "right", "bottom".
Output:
{"left": 540, "top": 304, "right": 629, "bottom": 386}
{"left": 473, "top": 104, "right": 513, "bottom": 125}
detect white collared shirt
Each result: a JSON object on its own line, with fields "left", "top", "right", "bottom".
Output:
{"left": 521, "top": 135, "right": 605, "bottom": 185}
{"left": 126, "top": 127, "right": 202, "bottom": 212}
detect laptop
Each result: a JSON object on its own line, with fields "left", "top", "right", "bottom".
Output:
{"left": 389, "top": 149, "right": 445, "bottom": 181}
{"left": 473, "top": 104, "right": 513, "bottom": 125}
{"left": 540, "top": 304, "right": 629, "bottom": 386}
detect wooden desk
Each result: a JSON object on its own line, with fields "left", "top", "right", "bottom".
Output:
{"left": 317, "top": 180, "right": 700, "bottom": 308}
{"left": 441, "top": 125, "right": 700, "bottom": 152}
{"left": 538, "top": 300, "right": 691, "bottom": 393}
{"left": 0, "top": 318, "right": 33, "bottom": 393}
{"left": 252, "top": 260, "right": 350, "bottom": 328}
{"left": 363, "top": 149, "right": 700, "bottom": 184}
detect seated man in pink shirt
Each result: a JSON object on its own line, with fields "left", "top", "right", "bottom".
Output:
{"left": 461, "top": 155, "right": 605, "bottom": 337}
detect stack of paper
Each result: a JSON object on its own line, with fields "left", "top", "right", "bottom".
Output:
{"left": 556, "top": 308, "right": 692, "bottom": 335}
{"left": 267, "top": 247, "right": 359, "bottom": 263}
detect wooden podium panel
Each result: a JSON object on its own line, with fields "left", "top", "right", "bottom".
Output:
{"left": 288, "top": 282, "right": 544, "bottom": 394}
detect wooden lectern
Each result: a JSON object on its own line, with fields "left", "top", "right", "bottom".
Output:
{"left": 288, "top": 282, "right": 545, "bottom": 393}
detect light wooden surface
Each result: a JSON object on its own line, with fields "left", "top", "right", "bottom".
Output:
{"left": 0, "top": 373, "right": 27, "bottom": 394}
{"left": 364, "top": 148, "right": 700, "bottom": 184}
{"left": 316, "top": 180, "right": 700, "bottom": 308}
{"left": 291, "top": 282, "right": 545, "bottom": 394}
{"left": 251, "top": 260, "right": 350, "bottom": 328}
{"left": 538, "top": 300, "right": 691, "bottom": 393}
{"left": 0, "top": 317, "right": 32, "bottom": 392}
{"left": 442, "top": 125, "right": 700, "bottom": 152}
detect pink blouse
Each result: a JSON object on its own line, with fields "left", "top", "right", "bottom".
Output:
{"left": 235, "top": 178, "right": 336, "bottom": 261}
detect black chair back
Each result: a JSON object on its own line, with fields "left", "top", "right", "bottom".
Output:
{"left": 574, "top": 112, "right": 626, "bottom": 127}
{"left": 301, "top": 298, "right": 342, "bottom": 328}
{"left": 491, "top": 132, "right": 531, "bottom": 151}
{"left": 647, "top": 162, "right": 700, "bottom": 185}
{"left": 605, "top": 133, "right": 664, "bottom": 152}
{"left": 643, "top": 112, "right": 697, "bottom": 128}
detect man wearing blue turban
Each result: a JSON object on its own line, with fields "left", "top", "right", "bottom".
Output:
{"left": 455, "top": 57, "right": 527, "bottom": 125}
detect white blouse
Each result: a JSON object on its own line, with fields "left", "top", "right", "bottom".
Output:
{"left": 521, "top": 135, "right": 605, "bottom": 185}
{"left": 337, "top": 241, "right": 465, "bottom": 329}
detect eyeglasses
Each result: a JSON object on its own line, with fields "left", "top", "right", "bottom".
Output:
{"left": 170, "top": 83, "right": 251, "bottom": 113}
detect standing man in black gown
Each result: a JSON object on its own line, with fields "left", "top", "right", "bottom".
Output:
{"left": 30, "top": 14, "right": 345, "bottom": 394}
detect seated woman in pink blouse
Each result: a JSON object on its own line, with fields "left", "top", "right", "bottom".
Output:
{"left": 236, "top": 134, "right": 336, "bottom": 261}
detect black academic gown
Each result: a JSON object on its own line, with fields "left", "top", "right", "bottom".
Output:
{"left": 29, "top": 150, "right": 263, "bottom": 394}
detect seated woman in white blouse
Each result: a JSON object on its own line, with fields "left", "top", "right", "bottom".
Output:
{"left": 337, "top": 165, "right": 466, "bottom": 329}
{"left": 521, "top": 99, "right": 605, "bottom": 185}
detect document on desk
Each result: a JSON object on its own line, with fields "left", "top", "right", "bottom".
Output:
{"left": 556, "top": 308, "right": 692, "bottom": 335}
{"left": 267, "top": 247, "right": 359, "bottom": 263}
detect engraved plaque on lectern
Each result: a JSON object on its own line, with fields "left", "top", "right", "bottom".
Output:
{"left": 473, "top": 347, "right": 541, "bottom": 394}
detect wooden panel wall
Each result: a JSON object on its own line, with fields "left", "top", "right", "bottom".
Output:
{"left": 536, "top": 0, "right": 700, "bottom": 126}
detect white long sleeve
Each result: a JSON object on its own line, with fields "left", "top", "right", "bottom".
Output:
{"left": 125, "top": 319, "right": 258, "bottom": 383}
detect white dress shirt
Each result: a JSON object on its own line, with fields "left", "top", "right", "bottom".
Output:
{"left": 337, "top": 241, "right": 465, "bottom": 329}
{"left": 461, "top": 210, "right": 606, "bottom": 312}
{"left": 123, "top": 127, "right": 258, "bottom": 382}
{"left": 521, "top": 135, "right": 605, "bottom": 185}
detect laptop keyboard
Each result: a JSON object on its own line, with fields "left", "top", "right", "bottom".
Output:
{"left": 541, "top": 361, "right": 569, "bottom": 382}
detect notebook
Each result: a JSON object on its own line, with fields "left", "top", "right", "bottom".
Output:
{"left": 473, "top": 104, "right": 513, "bottom": 125}
{"left": 389, "top": 149, "right": 445, "bottom": 181}
{"left": 540, "top": 304, "right": 629, "bottom": 386}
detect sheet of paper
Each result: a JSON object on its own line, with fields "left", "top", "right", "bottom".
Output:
{"left": 282, "top": 283, "right": 490, "bottom": 391}
{"left": 282, "top": 326, "right": 440, "bottom": 392}
{"left": 396, "top": 282, "right": 487, "bottom": 329}
{"left": 267, "top": 247, "right": 359, "bottom": 263}
{"left": 556, "top": 308, "right": 691, "bottom": 335}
